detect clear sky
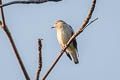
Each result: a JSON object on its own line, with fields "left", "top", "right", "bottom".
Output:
{"left": 0, "top": 0, "right": 120, "bottom": 80}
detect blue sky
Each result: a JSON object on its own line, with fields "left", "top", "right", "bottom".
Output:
{"left": 0, "top": 0, "right": 120, "bottom": 80}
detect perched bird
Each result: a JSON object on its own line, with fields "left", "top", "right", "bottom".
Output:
{"left": 52, "top": 20, "right": 79, "bottom": 64}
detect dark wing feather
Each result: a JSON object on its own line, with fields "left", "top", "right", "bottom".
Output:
{"left": 71, "top": 29, "right": 78, "bottom": 51}
{"left": 73, "top": 38, "right": 78, "bottom": 50}
{"left": 65, "top": 51, "right": 72, "bottom": 61}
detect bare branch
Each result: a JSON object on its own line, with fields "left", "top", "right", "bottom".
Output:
{"left": 42, "top": 0, "right": 97, "bottom": 80}
{"left": 0, "top": 0, "right": 62, "bottom": 8}
{"left": 0, "top": 0, "right": 30, "bottom": 79}
{"left": 35, "top": 39, "right": 43, "bottom": 80}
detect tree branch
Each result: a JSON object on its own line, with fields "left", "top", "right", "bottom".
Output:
{"left": 35, "top": 39, "right": 43, "bottom": 80}
{"left": 0, "top": 0, "right": 62, "bottom": 8}
{"left": 0, "top": 0, "right": 30, "bottom": 80}
{"left": 42, "top": 0, "right": 97, "bottom": 80}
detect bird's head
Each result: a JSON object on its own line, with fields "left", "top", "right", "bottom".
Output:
{"left": 51, "top": 20, "right": 65, "bottom": 29}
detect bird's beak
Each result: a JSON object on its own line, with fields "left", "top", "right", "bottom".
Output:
{"left": 51, "top": 26, "right": 55, "bottom": 29}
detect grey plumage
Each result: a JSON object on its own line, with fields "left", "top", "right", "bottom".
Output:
{"left": 52, "top": 20, "right": 79, "bottom": 64}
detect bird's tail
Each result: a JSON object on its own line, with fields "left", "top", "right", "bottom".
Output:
{"left": 71, "top": 51, "right": 79, "bottom": 64}
{"left": 66, "top": 46, "right": 79, "bottom": 64}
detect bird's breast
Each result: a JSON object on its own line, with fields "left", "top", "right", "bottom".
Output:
{"left": 57, "top": 29, "right": 71, "bottom": 46}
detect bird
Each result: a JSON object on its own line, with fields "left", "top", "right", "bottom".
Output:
{"left": 52, "top": 20, "right": 79, "bottom": 64}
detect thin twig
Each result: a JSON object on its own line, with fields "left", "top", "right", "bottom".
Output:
{"left": 86, "top": 17, "right": 98, "bottom": 27}
{"left": 0, "top": 0, "right": 30, "bottom": 80}
{"left": 35, "top": 39, "right": 43, "bottom": 80}
{"left": 42, "top": 0, "right": 96, "bottom": 80}
{"left": 0, "top": 0, "right": 62, "bottom": 8}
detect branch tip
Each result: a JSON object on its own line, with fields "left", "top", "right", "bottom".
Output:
{"left": 35, "top": 38, "right": 42, "bottom": 80}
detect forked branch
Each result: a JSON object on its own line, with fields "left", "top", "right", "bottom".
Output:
{"left": 42, "top": 0, "right": 97, "bottom": 80}
{"left": 0, "top": 0, "right": 30, "bottom": 79}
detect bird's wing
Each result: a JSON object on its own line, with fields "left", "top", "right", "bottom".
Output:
{"left": 72, "top": 34, "right": 78, "bottom": 51}
{"left": 69, "top": 25, "right": 78, "bottom": 51}
{"left": 65, "top": 51, "right": 72, "bottom": 61}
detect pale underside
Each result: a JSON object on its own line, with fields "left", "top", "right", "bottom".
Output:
{"left": 56, "top": 26, "right": 78, "bottom": 63}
